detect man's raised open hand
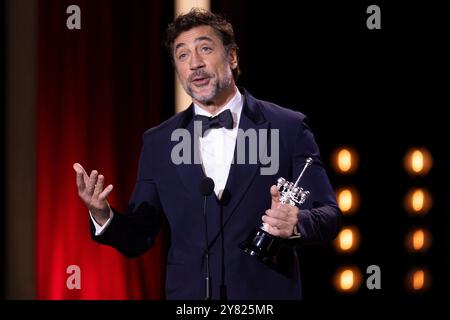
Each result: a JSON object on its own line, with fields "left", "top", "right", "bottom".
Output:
{"left": 73, "top": 163, "right": 113, "bottom": 226}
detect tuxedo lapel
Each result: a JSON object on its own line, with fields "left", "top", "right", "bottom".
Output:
{"left": 206, "top": 90, "right": 268, "bottom": 249}
{"left": 174, "top": 105, "right": 206, "bottom": 197}
{"left": 222, "top": 103, "right": 268, "bottom": 216}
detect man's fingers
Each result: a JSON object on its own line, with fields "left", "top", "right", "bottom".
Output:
{"left": 264, "top": 219, "right": 292, "bottom": 238}
{"left": 86, "top": 170, "right": 98, "bottom": 194}
{"left": 262, "top": 215, "right": 288, "bottom": 230}
{"left": 265, "top": 224, "right": 282, "bottom": 237}
{"left": 75, "top": 170, "right": 85, "bottom": 191}
{"left": 73, "top": 164, "right": 111, "bottom": 211}
{"left": 73, "top": 162, "right": 89, "bottom": 179}
{"left": 93, "top": 174, "right": 104, "bottom": 196}
{"left": 74, "top": 163, "right": 89, "bottom": 191}
{"left": 265, "top": 207, "right": 298, "bottom": 226}
{"left": 270, "top": 185, "right": 280, "bottom": 208}
{"left": 73, "top": 162, "right": 86, "bottom": 174}
{"left": 265, "top": 208, "right": 287, "bottom": 220}
{"left": 98, "top": 184, "right": 113, "bottom": 201}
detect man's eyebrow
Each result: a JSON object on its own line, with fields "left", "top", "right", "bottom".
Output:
{"left": 174, "top": 42, "right": 186, "bottom": 52}
{"left": 194, "top": 36, "right": 214, "bottom": 44}
{"left": 174, "top": 36, "right": 215, "bottom": 53}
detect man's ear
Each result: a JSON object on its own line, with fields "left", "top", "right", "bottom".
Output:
{"left": 228, "top": 47, "right": 238, "bottom": 70}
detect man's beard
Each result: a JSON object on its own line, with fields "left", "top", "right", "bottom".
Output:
{"left": 186, "top": 71, "right": 232, "bottom": 105}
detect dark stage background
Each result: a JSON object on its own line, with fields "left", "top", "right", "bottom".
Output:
{"left": 213, "top": 0, "right": 450, "bottom": 300}
{"left": 3, "top": 0, "right": 450, "bottom": 301}
{"left": 1, "top": 0, "right": 6, "bottom": 300}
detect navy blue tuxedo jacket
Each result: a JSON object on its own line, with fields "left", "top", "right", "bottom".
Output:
{"left": 92, "top": 89, "right": 341, "bottom": 299}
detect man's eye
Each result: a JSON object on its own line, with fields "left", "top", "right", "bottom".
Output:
{"left": 201, "top": 46, "right": 212, "bottom": 53}
{"left": 178, "top": 53, "right": 187, "bottom": 60}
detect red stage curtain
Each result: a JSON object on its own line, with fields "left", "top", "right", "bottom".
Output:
{"left": 36, "top": 0, "right": 169, "bottom": 299}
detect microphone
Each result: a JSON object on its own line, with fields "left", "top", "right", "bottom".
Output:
{"left": 199, "top": 177, "right": 214, "bottom": 300}
{"left": 200, "top": 177, "right": 215, "bottom": 197}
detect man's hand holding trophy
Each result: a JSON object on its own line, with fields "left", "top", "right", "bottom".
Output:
{"left": 239, "top": 158, "right": 313, "bottom": 268}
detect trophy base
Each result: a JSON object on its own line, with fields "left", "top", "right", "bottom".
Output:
{"left": 239, "top": 227, "right": 283, "bottom": 267}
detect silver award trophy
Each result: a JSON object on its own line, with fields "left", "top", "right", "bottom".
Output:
{"left": 239, "top": 158, "right": 313, "bottom": 267}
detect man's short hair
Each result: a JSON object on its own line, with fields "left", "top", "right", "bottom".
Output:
{"left": 165, "top": 8, "right": 240, "bottom": 80}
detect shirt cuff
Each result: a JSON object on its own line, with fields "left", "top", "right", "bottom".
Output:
{"left": 90, "top": 209, "right": 114, "bottom": 236}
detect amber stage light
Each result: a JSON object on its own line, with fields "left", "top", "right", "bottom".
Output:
{"left": 403, "top": 148, "right": 433, "bottom": 176}
{"left": 332, "top": 147, "right": 359, "bottom": 174}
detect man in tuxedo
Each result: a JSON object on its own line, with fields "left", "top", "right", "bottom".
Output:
{"left": 73, "top": 9, "right": 341, "bottom": 299}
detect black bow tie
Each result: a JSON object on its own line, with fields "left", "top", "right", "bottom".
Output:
{"left": 194, "top": 109, "right": 234, "bottom": 136}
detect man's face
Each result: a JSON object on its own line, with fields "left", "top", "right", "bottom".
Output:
{"left": 173, "top": 25, "right": 238, "bottom": 105}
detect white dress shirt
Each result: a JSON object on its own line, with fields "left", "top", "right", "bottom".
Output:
{"left": 91, "top": 88, "right": 243, "bottom": 235}
{"left": 194, "top": 88, "right": 243, "bottom": 198}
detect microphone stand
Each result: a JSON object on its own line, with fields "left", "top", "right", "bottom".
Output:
{"left": 203, "top": 194, "right": 211, "bottom": 300}
{"left": 200, "top": 177, "right": 214, "bottom": 300}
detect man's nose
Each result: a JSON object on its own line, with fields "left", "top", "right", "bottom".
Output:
{"left": 189, "top": 51, "right": 205, "bottom": 70}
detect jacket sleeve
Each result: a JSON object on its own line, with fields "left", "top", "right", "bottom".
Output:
{"left": 292, "top": 117, "right": 342, "bottom": 245}
{"left": 90, "top": 134, "right": 165, "bottom": 258}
